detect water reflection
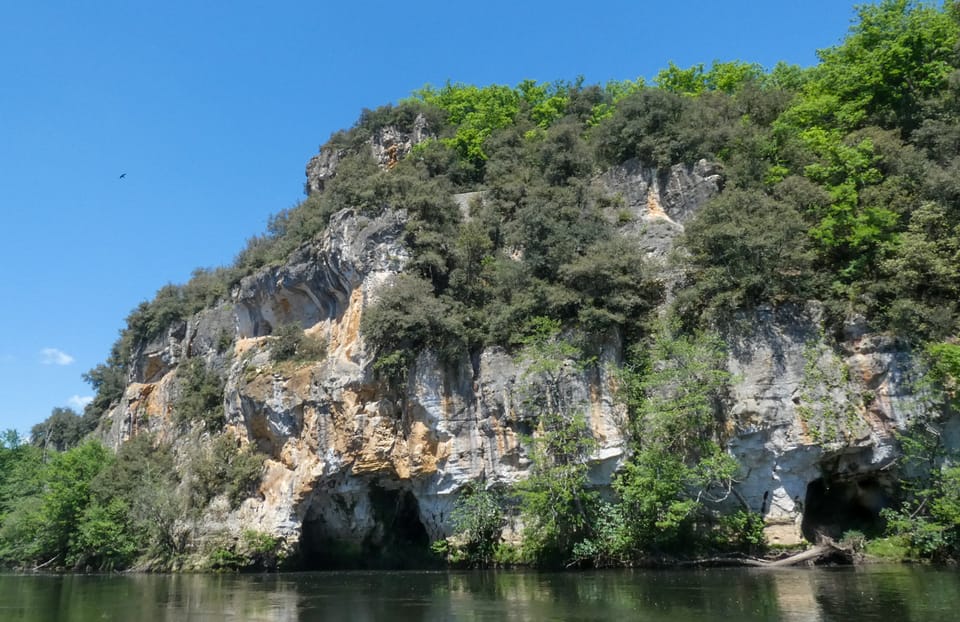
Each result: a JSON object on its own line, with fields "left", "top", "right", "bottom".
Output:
{"left": 2, "top": 566, "right": 959, "bottom": 621}
{"left": 771, "top": 570, "right": 822, "bottom": 622}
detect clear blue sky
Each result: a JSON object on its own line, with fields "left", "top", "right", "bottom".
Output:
{"left": 0, "top": 1, "right": 870, "bottom": 436}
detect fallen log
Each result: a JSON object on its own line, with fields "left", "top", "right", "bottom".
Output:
{"left": 34, "top": 554, "right": 60, "bottom": 570}
{"left": 680, "top": 539, "right": 855, "bottom": 568}
{"left": 759, "top": 542, "right": 845, "bottom": 567}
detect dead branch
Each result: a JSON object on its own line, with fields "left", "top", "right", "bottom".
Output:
{"left": 679, "top": 539, "right": 854, "bottom": 568}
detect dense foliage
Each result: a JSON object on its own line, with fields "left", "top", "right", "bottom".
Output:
{"left": 0, "top": 429, "right": 267, "bottom": 571}
{"left": 6, "top": 0, "right": 960, "bottom": 570}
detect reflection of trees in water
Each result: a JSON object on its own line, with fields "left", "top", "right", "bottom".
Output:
{"left": 441, "top": 570, "right": 786, "bottom": 621}
{"left": 810, "top": 567, "right": 958, "bottom": 622}
{"left": 0, "top": 574, "right": 305, "bottom": 622}
{"left": 770, "top": 570, "right": 823, "bottom": 622}
{"left": 148, "top": 574, "right": 302, "bottom": 622}
{"left": 6, "top": 568, "right": 960, "bottom": 621}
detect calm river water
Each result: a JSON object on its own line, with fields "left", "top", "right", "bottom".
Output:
{"left": 2, "top": 565, "right": 959, "bottom": 621}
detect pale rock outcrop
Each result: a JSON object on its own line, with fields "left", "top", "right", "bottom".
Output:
{"left": 304, "top": 148, "right": 343, "bottom": 195}
{"left": 304, "top": 113, "right": 432, "bottom": 195}
{"left": 598, "top": 158, "right": 723, "bottom": 257}
{"left": 233, "top": 209, "right": 409, "bottom": 339}
{"left": 370, "top": 113, "right": 431, "bottom": 169}
{"left": 725, "top": 304, "right": 920, "bottom": 544}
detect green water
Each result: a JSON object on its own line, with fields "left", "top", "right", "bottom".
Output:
{"left": 1, "top": 566, "right": 958, "bottom": 621}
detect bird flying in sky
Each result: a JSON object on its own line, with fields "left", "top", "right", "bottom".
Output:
{"left": 119, "top": 173, "right": 126, "bottom": 179}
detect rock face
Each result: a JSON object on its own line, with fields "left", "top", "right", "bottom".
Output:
{"left": 102, "top": 201, "right": 628, "bottom": 560}
{"left": 304, "top": 113, "right": 432, "bottom": 195}
{"left": 102, "top": 155, "right": 937, "bottom": 562}
{"left": 724, "top": 305, "right": 923, "bottom": 544}
{"left": 599, "top": 158, "right": 723, "bottom": 257}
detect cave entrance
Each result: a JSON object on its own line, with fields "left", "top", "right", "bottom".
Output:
{"left": 368, "top": 484, "right": 432, "bottom": 567}
{"left": 299, "top": 514, "right": 361, "bottom": 570}
{"left": 800, "top": 475, "right": 892, "bottom": 542}
{"left": 299, "top": 484, "right": 435, "bottom": 570}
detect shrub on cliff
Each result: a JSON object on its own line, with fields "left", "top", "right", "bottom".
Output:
{"left": 173, "top": 358, "right": 226, "bottom": 432}
{"left": 187, "top": 432, "right": 264, "bottom": 510}
{"left": 440, "top": 484, "right": 505, "bottom": 567}
{"left": 677, "top": 187, "right": 815, "bottom": 320}
{"left": 361, "top": 274, "right": 467, "bottom": 383}
{"left": 881, "top": 417, "right": 960, "bottom": 561}
{"left": 270, "top": 323, "right": 327, "bottom": 363}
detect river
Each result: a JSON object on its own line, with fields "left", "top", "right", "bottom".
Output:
{"left": 2, "top": 565, "right": 958, "bottom": 621}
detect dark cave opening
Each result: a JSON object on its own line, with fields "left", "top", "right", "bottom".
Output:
{"left": 800, "top": 476, "right": 892, "bottom": 542}
{"left": 298, "top": 485, "right": 435, "bottom": 570}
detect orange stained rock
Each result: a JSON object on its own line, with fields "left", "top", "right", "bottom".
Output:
{"left": 260, "top": 460, "right": 303, "bottom": 506}
{"left": 404, "top": 420, "right": 445, "bottom": 475}
{"left": 235, "top": 336, "right": 269, "bottom": 357}
{"left": 646, "top": 189, "right": 668, "bottom": 219}
{"left": 126, "top": 382, "right": 155, "bottom": 416}
{"left": 328, "top": 287, "right": 364, "bottom": 358}
{"left": 587, "top": 382, "right": 609, "bottom": 445}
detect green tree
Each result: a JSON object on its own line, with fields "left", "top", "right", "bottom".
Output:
{"left": 705, "top": 60, "right": 765, "bottom": 94}
{"left": 83, "top": 348, "right": 129, "bottom": 417}
{"left": 880, "top": 202, "right": 960, "bottom": 336}
{"left": 92, "top": 434, "right": 185, "bottom": 562}
{"left": 173, "top": 358, "right": 226, "bottom": 431}
{"left": 0, "top": 435, "right": 43, "bottom": 532}
{"left": 0, "top": 441, "right": 111, "bottom": 569}
{"left": 516, "top": 78, "right": 570, "bottom": 128}
{"left": 513, "top": 318, "right": 599, "bottom": 565}
{"left": 656, "top": 60, "right": 765, "bottom": 96}
{"left": 445, "top": 484, "right": 504, "bottom": 566}
{"left": 882, "top": 419, "right": 960, "bottom": 560}
{"left": 72, "top": 498, "right": 138, "bottom": 570}
{"left": 361, "top": 274, "right": 467, "bottom": 383}
{"left": 678, "top": 187, "right": 815, "bottom": 318}
{"left": 655, "top": 61, "right": 707, "bottom": 96}
{"left": 414, "top": 82, "right": 522, "bottom": 166}
{"left": 30, "top": 407, "right": 92, "bottom": 453}
{"left": 187, "top": 432, "right": 263, "bottom": 509}
{"left": 448, "top": 219, "right": 495, "bottom": 306}
{"left": 927, "top": 341, "right": 960, "bottom": 407}
{"left": 517, "top": 410, "right": 598, "bottom": 566}
{"left": 816, "top": 0, "right": 960, "bottom": 134}
{"left": 614, "top": 319, "right": 739, "bottom": 554}
{"left": 557, "top": 236, "right": 661, "bottom": 336}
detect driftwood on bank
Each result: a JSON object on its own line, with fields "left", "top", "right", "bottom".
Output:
{"left": 33, "top": 554, "right": 60, "bottom": 571}
{"left": 680, "top": 539, "right": 856, "bottom": 568}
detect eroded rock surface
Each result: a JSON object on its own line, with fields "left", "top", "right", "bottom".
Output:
{"left": 599, "top": 158, "right": 723, "bottom": 257}
{"left": 305, "top": 113, "right": 432, "bottom": 195}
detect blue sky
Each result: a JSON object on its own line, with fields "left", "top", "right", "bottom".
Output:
{"left": 0, "top": 1, "right": 870, "bottom": 435}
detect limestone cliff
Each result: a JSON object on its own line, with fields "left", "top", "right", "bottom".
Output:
{"left": 99, "top": 142, "right": 947, "bottom": 565}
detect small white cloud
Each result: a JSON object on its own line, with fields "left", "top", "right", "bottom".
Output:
{"left": 68, "top": 395, "right": 94, "bottom": 410}
{"left": 41, "top": 348, "right": 75, "bottom": 366}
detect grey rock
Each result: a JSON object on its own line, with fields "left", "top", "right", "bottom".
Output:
{"left": 304, "top": 147, "right": 344, "bottom": 195}
{"left": 233, "top": 209, "right": 409, "bottom": 339}
{"left": 370, "top": 113, "right": 431, "bottom": 169}
{"left": 305, "top": 113, "right": 433, "bottom": 195}
{"left": 598, "top": 158, "right": 723, "bottom": 258}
